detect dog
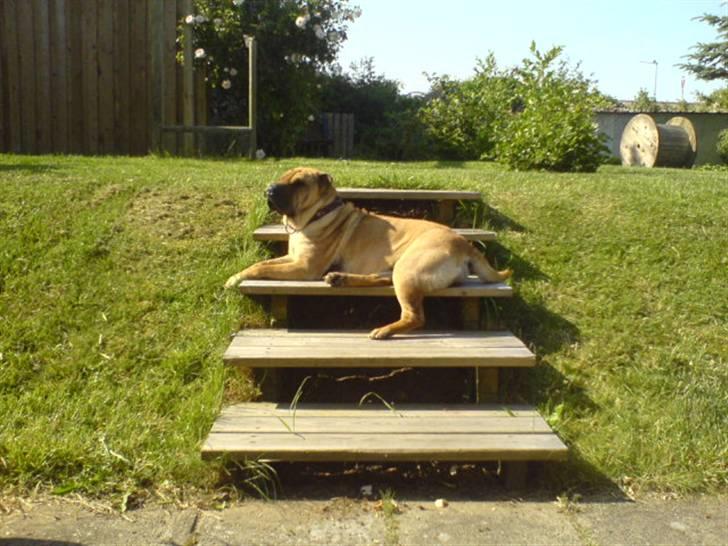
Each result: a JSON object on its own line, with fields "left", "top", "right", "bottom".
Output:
{"left": 225, "top": 167, "right": 511, "bottom": 339}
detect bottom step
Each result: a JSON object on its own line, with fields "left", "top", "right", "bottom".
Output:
{"left": 202, "top": 403, "right": 568, "bottom": 463}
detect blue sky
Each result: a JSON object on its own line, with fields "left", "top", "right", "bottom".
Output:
{"left": 337, "top": 0, "right": 727, "bottom": 101}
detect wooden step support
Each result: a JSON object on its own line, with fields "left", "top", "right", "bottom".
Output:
{"left": 202, "top": 402, "right": 568, "bottom": 464}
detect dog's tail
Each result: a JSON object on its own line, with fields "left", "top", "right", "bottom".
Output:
{"left": 468, "top": 245, "right": 512, "bottom": 283}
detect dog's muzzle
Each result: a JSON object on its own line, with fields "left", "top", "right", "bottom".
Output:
{"left": 265, "top": 183, "right": 293, "bottom": 216}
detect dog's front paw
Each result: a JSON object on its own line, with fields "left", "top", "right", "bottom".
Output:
{"left": 324, "top": 272, "right": 345, "bottom": 287}
{"left": 369, "top": 326, "right": 393, "bottom": 340}
{"left": 224, "top": 272, "right": 245, "bottom": 289}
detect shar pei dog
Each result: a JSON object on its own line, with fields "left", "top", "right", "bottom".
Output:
{"left": 225, "top": 167, "right": 511, "bottom": 339}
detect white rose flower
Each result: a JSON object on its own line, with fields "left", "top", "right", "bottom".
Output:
{"left": 222, "top": 79, "right": 232, "bottom": 90}
{"left": 295, "top": 15, "right": 308, "bottom": 29}
{"left": 229, "top": 68, "right": 238, "bottom": 76}
{"left": 255, "top": 149, "right": 266, "bottom": 160}
{"left": 194, "top": 48, "right": 206, "bottom": 59}
{"left": 233, "top": 0, "right": 244, "bottom": 6}
{"left": 184, "top": 14, "right": 195, "bottom": 24}
{"left": 308, "top": 114, "right": 315, "bottom": 122}
{"left": 213, "top": 17, "right": 223, "bottom": 25}
{"left": 194, "top": 15, "right": 205, "bottom": 24}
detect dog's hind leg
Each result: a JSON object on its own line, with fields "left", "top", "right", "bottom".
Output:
{"left": 369, "top": 276, "right": 425, "bottom": 339}
{"left": 323, "top": 271, "right": 392, "bottom": 287}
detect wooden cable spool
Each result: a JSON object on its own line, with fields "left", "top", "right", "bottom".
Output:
{"left": 620, "top": 114, "right": 697, "bottom": 168}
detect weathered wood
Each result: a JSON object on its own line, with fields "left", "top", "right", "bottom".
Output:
{"left": 269, "top": 295, "right": 288, "bottom": 327}
{"left": 2, "top": 0, "right": 22, "bottom": 152}
{"left": 148, "top": 0, "right": 164, "bottom": 154}
{"left": 237, "top": 277, "right": 511, "bottom": 298}
{"left": 67, "top": 0, "right": 84, "bottom": 153}
{"left": 224, "top": 330, "right": 536, "bottom": 369}
{"left": 129, "top": 0, "right": 148, "bottom": 154}
{"left": 253, "top": 224, "right": 496, "bottom": 243}
{"left": 181, "top": 0, "right": 194, "bottom": 155}
{"left": 620, "top": 113, "right": 698, "bottom": 168}
{"left": 97, "top": 0, "right": 115, "bottom": 154}
{"left": 219, "top": 402, "right": 542, "bottom": 417}
{"left": 435, "top": 200, "right": 456, "bottom": 224}
{"left": 112, "top": 0, "right": 130, "bottom": 154}
{"left": 336, "top": 188, "right": 481, "bottom": 201}
{"left": 161, "top": 0, "right": 179, "bottom": 155}
{"left": 49, "top": 0, "right": 69, "bottom": 153}
{"left": 16, "top": 0, "right": 37, "bottom": 153}
{"left": 32, "top": 0, "right": 52, "bottom": 153}
{"left": 81, "top": 0, "right": 98, "bottom": 154}
{"left": 160, "top": 125, "right": 252, "bottom": 135}
{"left": 503, "top": 461, "right": 529, "bottom": 490}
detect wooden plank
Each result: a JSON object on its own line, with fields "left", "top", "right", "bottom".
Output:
{"left": 32, "top": 0, "right": 52, "bottom": 153}
{"left": 181, "top": 0, "right": 194, "bottom": 155}
{"left": 160, "top": 125, "right": 252, "bottom": 134}
{"left": 147, "top": 0, "right": 164, "bottom": 154}
{"left": 219, "top": 402, "right": 541, "bottom": 417}
{"left": 50, "top": 0, "right": 69, "bottom": 153}
{"left": 97, "top": 0, "right": 114, "bottom": 153}
{"left": 161, "top": 0, "right": 178, "bottom": 154}
{"left": 224, "top": 330, "right": 536, "bottom": 368}
{"left": 81, "top": 0, "right": 98, "bottom": 153}
{"left": 113, "top": 0, "right": 130, "bottom": 154}
{"left": 335, "top": 188, "right": 481, "bottom": 201}
{"left": 66, "top": 0, "right": 84, "bottom": 153}
{"left": 238, "top": 277, "right": 512, "bottom": 298}
{"left": 202, "top": 432, "right": 568, "bottom": 462}
{"left": 16, "top": 0, "right": 37, "bottom": 153}
{"left": 1, "top": 0, "right": 22, "bottom": 151}
{"left": 129, "top": 0, "right": 148, "bottom": 154}
{"left": 253, "top": 224, "right": 496, "bottom": 243}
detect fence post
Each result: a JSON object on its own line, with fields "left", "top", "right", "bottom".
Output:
{"left": 245, "top": 35, "right": 257, "bottom": 159}
{"left": 182, "top": 0, "right": 194, "bottom": 155}
{"left": 148, "top": 0, "right": 164, "bottom": 154}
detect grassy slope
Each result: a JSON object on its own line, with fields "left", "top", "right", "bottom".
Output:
{"left": 0, "top": 154, "right": 726, "bottom": 496}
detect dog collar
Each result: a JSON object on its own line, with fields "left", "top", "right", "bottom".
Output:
{"left": 308, "top": 197, "right": 344, "bottom": 225}
{"left": 284, "top": 197, "right": 344, "bottom": 234}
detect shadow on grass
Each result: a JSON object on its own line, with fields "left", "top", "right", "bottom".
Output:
{"left": 487, "top": 243, "right": 548, "bottom": 282}
{"left": 484, "top": 203, "right": 527, "bottom": 232}
{"left": 433, "top": 160, "right": 467, "bottom": 169}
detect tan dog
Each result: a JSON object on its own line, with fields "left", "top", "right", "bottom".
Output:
{"left": 225, "top": 167, "right": 511, "bottom": 339}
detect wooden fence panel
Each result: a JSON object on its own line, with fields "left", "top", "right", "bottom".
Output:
{"left": 0, "top": 0, "right": 207, "bottom": 156}
{"left": 50, "top": 0, "right": 69, "bottom": 153}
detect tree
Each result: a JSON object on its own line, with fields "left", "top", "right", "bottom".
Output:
{"left": 186, "top": 0, "right": 361, "bottom": 155}
{"left": 679, "top": 13, "right": 728, "bottom": 81}
{"left": 632, "top": 88, "right": 659, "bottom": 112}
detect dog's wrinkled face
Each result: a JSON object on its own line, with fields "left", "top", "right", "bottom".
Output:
{"left": 266, "top": 167, "right": 334, "bottom": 218}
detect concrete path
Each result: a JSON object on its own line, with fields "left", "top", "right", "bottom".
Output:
{"left": 1, "top": 494, "right": 725, "bottom": 545}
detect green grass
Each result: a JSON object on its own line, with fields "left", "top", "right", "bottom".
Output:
{"left": 0, "top": 154, "right": 726, "bottom": 497}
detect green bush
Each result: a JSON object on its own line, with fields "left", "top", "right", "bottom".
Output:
{"left": 419, "top": 44, "right": 610, "bottom": 172}
{"left": 495, "top": 44, "right": 610, "bottom": 172}
{"left": 717, "top": 128, "right": 728, "bottom": 164}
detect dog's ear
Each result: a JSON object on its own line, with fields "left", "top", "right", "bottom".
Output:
{"left": 317, "top": 172, "right": 333, "bottom": 191}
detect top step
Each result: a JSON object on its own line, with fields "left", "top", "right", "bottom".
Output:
{"left": 253, "top": 225, "right": 496, "bottom": 243}
{"left": 335, "top": 188, "right": 481, "bottom": 201}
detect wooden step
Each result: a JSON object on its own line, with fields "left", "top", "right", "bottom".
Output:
{"left": 237, "top": 276, "right": 512, "bottom": 297}
{"left": 253, "top": 224, "right": 496, "bottom": 243}
{"left": 223, "top": 330, "right": 536, "bottom": 368}
{"left": 336, "top": 188, "right": 480, "bottom": 201}
{"left": 202, "top": 402, "right": 568, "bottom": 462}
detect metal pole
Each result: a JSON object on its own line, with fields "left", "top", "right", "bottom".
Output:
{"left": 245, "top": 35, "right": 257, "bottom": 159}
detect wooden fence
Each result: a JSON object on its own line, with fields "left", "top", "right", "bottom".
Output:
{"left": 0, "top": 0, "right": 207, "bottom": 155}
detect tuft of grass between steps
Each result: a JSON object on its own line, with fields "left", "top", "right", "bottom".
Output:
{"left": 0, "top": 154, "right": 726, "bottom": 498}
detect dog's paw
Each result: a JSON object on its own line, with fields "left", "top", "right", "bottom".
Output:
{"left": 224, "top": 273, "right": 244, "bottom": 289}
{"left": 369, "top": 327, "right": 393, "bottom": 340}
{"left": 324, "top": 272, "right": 345, "bottom": 287}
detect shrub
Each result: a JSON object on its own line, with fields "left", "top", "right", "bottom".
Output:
{"left": 495, "top": 44, "right": 610, "bottom": 172}
{"left": 419, "top": 44, "right": 610, "bottom": 172}
{"left": 717, "top": 128, "right": 728, "bottom": 163}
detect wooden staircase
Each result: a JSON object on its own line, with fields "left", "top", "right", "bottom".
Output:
{"left": 204, "top": 188, "right": 567, "bottom": 486}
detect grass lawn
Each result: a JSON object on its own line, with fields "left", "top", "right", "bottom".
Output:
{"left": 0, "top": 154, "right": 726, "bottom": 499}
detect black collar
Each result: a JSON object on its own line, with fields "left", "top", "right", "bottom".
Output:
{"left": 307, "top": 197, "right": 344, "bottom": 226}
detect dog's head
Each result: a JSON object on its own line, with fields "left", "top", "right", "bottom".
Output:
{"left": 266, "top": 167, "right": 337, "bottom": 226}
